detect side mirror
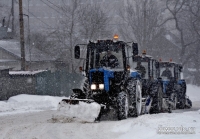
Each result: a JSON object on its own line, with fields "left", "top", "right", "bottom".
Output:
{"left": 74, "top": 45, "right": 80, "bottom": 59}
{"left": 132, "top": 42, "right": 138, "bottom": 56}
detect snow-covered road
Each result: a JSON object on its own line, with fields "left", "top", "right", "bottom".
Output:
{"left": 0, "top": 109, "right": 199, "bottom": 139}
{"left": 0, "top": 84, "right": 199, "bottom": 139}
{"left": 0, "top": 110, "right": 121, "bottom": 139}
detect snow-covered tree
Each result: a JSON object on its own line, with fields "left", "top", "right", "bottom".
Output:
{"left": 187, "top": 0, "right": 200, "bottom": 85}
{"left": 165, "top": 0, "right": 198, "bottom": 65}
{"left": 165, "top": 0, "right": 200, "bottom": 85}
{"left": 118, "top": 0, "right": 164, "bottom": 53}
{"left": 78, "top": 4, "right": 111, "bottom": 41}
{"left": 0, "top": 2, "right": 10, "bottom": 27}
{"left": 56, "top": 0, "right": 111, "bottom": 72}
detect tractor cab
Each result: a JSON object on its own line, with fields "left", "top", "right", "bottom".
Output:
{"left": 158, "top": 61, "right": 185, "bottom": 93}
{"left": 131, "top": 54, "right": 159, "bottom": 80}
{"left": 158, "top": 61, "right": 189, "bottom": 109}
{"left": 131, "top": 52, "right": 159, "bottom": 96}
{"left": 86, "top": 40, "right": 126, "bottom": 71}
{"left": 158, "top": 61, "right": 178, "bottom": 95}
{"left": 159, "top": 61, "right": 177, "bottom": 80}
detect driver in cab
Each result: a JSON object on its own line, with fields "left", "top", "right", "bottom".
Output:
{"left": 161, "top": 67, "right": 172, "bottom": 79}
{"left": 100, "top": 50, "right": 119, "bottom": 68}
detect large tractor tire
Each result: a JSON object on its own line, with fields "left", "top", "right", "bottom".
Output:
{"left": 177, "top": 83, "right": 186, "bottom": 109}
{"left": 149, "top": 82, "right": 163, "bottom": 114}
{"left": 117, "top": 92, "right": 129, "bottom": 120}
{"left": 179, "top": 97, "right": 186, "bottom": 109}
{"left": 126, "top": 79, "right": 142, "bottom": 117}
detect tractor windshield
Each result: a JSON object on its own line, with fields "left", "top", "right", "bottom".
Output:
{"left": 87, "top": 40, "right": 125, "bottom": 70}
{"left": 94, "top": 49, "right": 123, "bottom": 69}
{"left": 160, "top": 66, "right": 174, "bottom": 79}
{"left": 132, "top": 62, "right": 148, "bottom": 79}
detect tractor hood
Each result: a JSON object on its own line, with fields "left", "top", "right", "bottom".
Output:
{"left": 89, "top": 68, "right": 124, "bottom": 92}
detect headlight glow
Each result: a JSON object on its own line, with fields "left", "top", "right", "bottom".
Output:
{"left": 91, "top": 84, "right": 96, "bottom": 90}
{"left": 99, "top": 84, "right": 104, "bottom": 90}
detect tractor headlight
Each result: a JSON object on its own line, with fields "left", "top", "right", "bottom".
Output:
{"left": 91, "top": 84, "right": 96, "bottom": 90}
{"left": 99, "top": 84, "right": 104, "bottom": 90}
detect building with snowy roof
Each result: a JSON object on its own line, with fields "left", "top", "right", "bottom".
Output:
{"left": 0, "top": 39, "right": 56, "bottom": 70}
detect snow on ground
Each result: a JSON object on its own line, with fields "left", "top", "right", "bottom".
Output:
{"left": 186, "top": 84, "right": 200, "bottom": 102}
{"left": 0, "top": 94, "right": 68, "bottom": 116}
{"left": 56, "top": 101, "right": 101, "bottom": 122}
{"left": 113, "top": 112, "right": 199, "bottom": 139}
{"left": 0, "top": 84, "right": 199, "bottom": 139}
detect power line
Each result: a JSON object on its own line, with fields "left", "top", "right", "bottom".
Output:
{"left": 15, "top": 0, "right": 54, "bottom": 29}
{"left": 45, "top": 0, "right": 61, "bottom": 10}
{"left": 40, "top": 0, "right": 62, "bottom": 14}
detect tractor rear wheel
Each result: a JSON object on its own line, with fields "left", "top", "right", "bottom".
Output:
{"left": 149, "top": 82, "right": 163, "bottom": 113}
{"left": 179, "top": 98, "right": 186, "bottom": 109}
{"left": 177, "top": 83, "right": 186, "bottom": 109}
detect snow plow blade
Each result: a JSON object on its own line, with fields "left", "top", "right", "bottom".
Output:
{"left": 53, "top": 99, "right": 101, "bottom": 123}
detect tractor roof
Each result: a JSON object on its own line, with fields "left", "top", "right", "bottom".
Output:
{"left": 159, "top": 61, "right": 182, "bottom": 68}
{"left": 133, "top": 54, "right": 157, "bottom": 62}
{"left": 88, "top": 40, "right": 128, "bottom": 52}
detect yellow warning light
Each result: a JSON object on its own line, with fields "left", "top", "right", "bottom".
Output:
{"left": 113, "top": 34, "right": 119, "bottom": 40}
{"left": 142, "top": 50, "right": 146, "bottom": 55}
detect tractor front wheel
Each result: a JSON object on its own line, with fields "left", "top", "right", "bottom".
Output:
{"left": 126, "top": 79, "right": 142, "bottom": 117}
{"left": 117, "top": 92, "right": 129, "bottom": 120}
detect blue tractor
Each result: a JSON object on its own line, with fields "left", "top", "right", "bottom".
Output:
{"left": 131, "top": 51, "right": 172, "bottom": 114}
{"left": 158, "top": 61, "right": 192, "bottom": 109}
{"left": 61, "top": 40, "right": 143, "bottom": 121}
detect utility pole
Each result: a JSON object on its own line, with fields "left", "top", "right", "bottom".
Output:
{"left": 19, "top": 0, "right": 26, "bottom": 71}
{"left": 143, "top": 0, "right": 147, "bottom": 51}
{"left": 11, "top": 0, "right": 14, "bottom": 33}
{"left": 28, "top": 0, "right": 31, "bottom": 69}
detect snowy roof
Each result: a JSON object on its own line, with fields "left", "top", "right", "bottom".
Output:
{"left": 135, "top": 54, "right": 153, "bottom": 59}
{"left": 187, "top": 68, "right": 197, "bottom": 72}
{"left": 160, "top": 61, "right": 178, "bottom": 64}
{"left": 0, "top": 66, "right": 13, "bottom": 70}
{"left": 0, "top": 59, "right": 17, "bottom": 62}
{"left": 144, "top": 55, "right": 153, "bottom": 58}
{"left": 9, "top": 70, "right": 47, "bottom": 75}
{"left": 0, "top": 40, "right": 56, "bottom": 62}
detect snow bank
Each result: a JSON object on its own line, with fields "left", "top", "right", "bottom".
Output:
{"left": 186, "top": 84, "right": 200, "bottom": 102}
{"left": 0, "top": 84, "right": 199, "bottom": 139}
{"left": 54, "top": 101, "right": 101, "bottom": 122}
{"left": 113, "top": 111, "right": 200, "bottom": 139}
{"left": 111, "top": 84, "right": 200, "bottom": 139}
{"left": 0, "top": 94, "right": 68, "bottom": 116}
{"left": 9, "top": 70, "right": 47, "bottom": 75}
